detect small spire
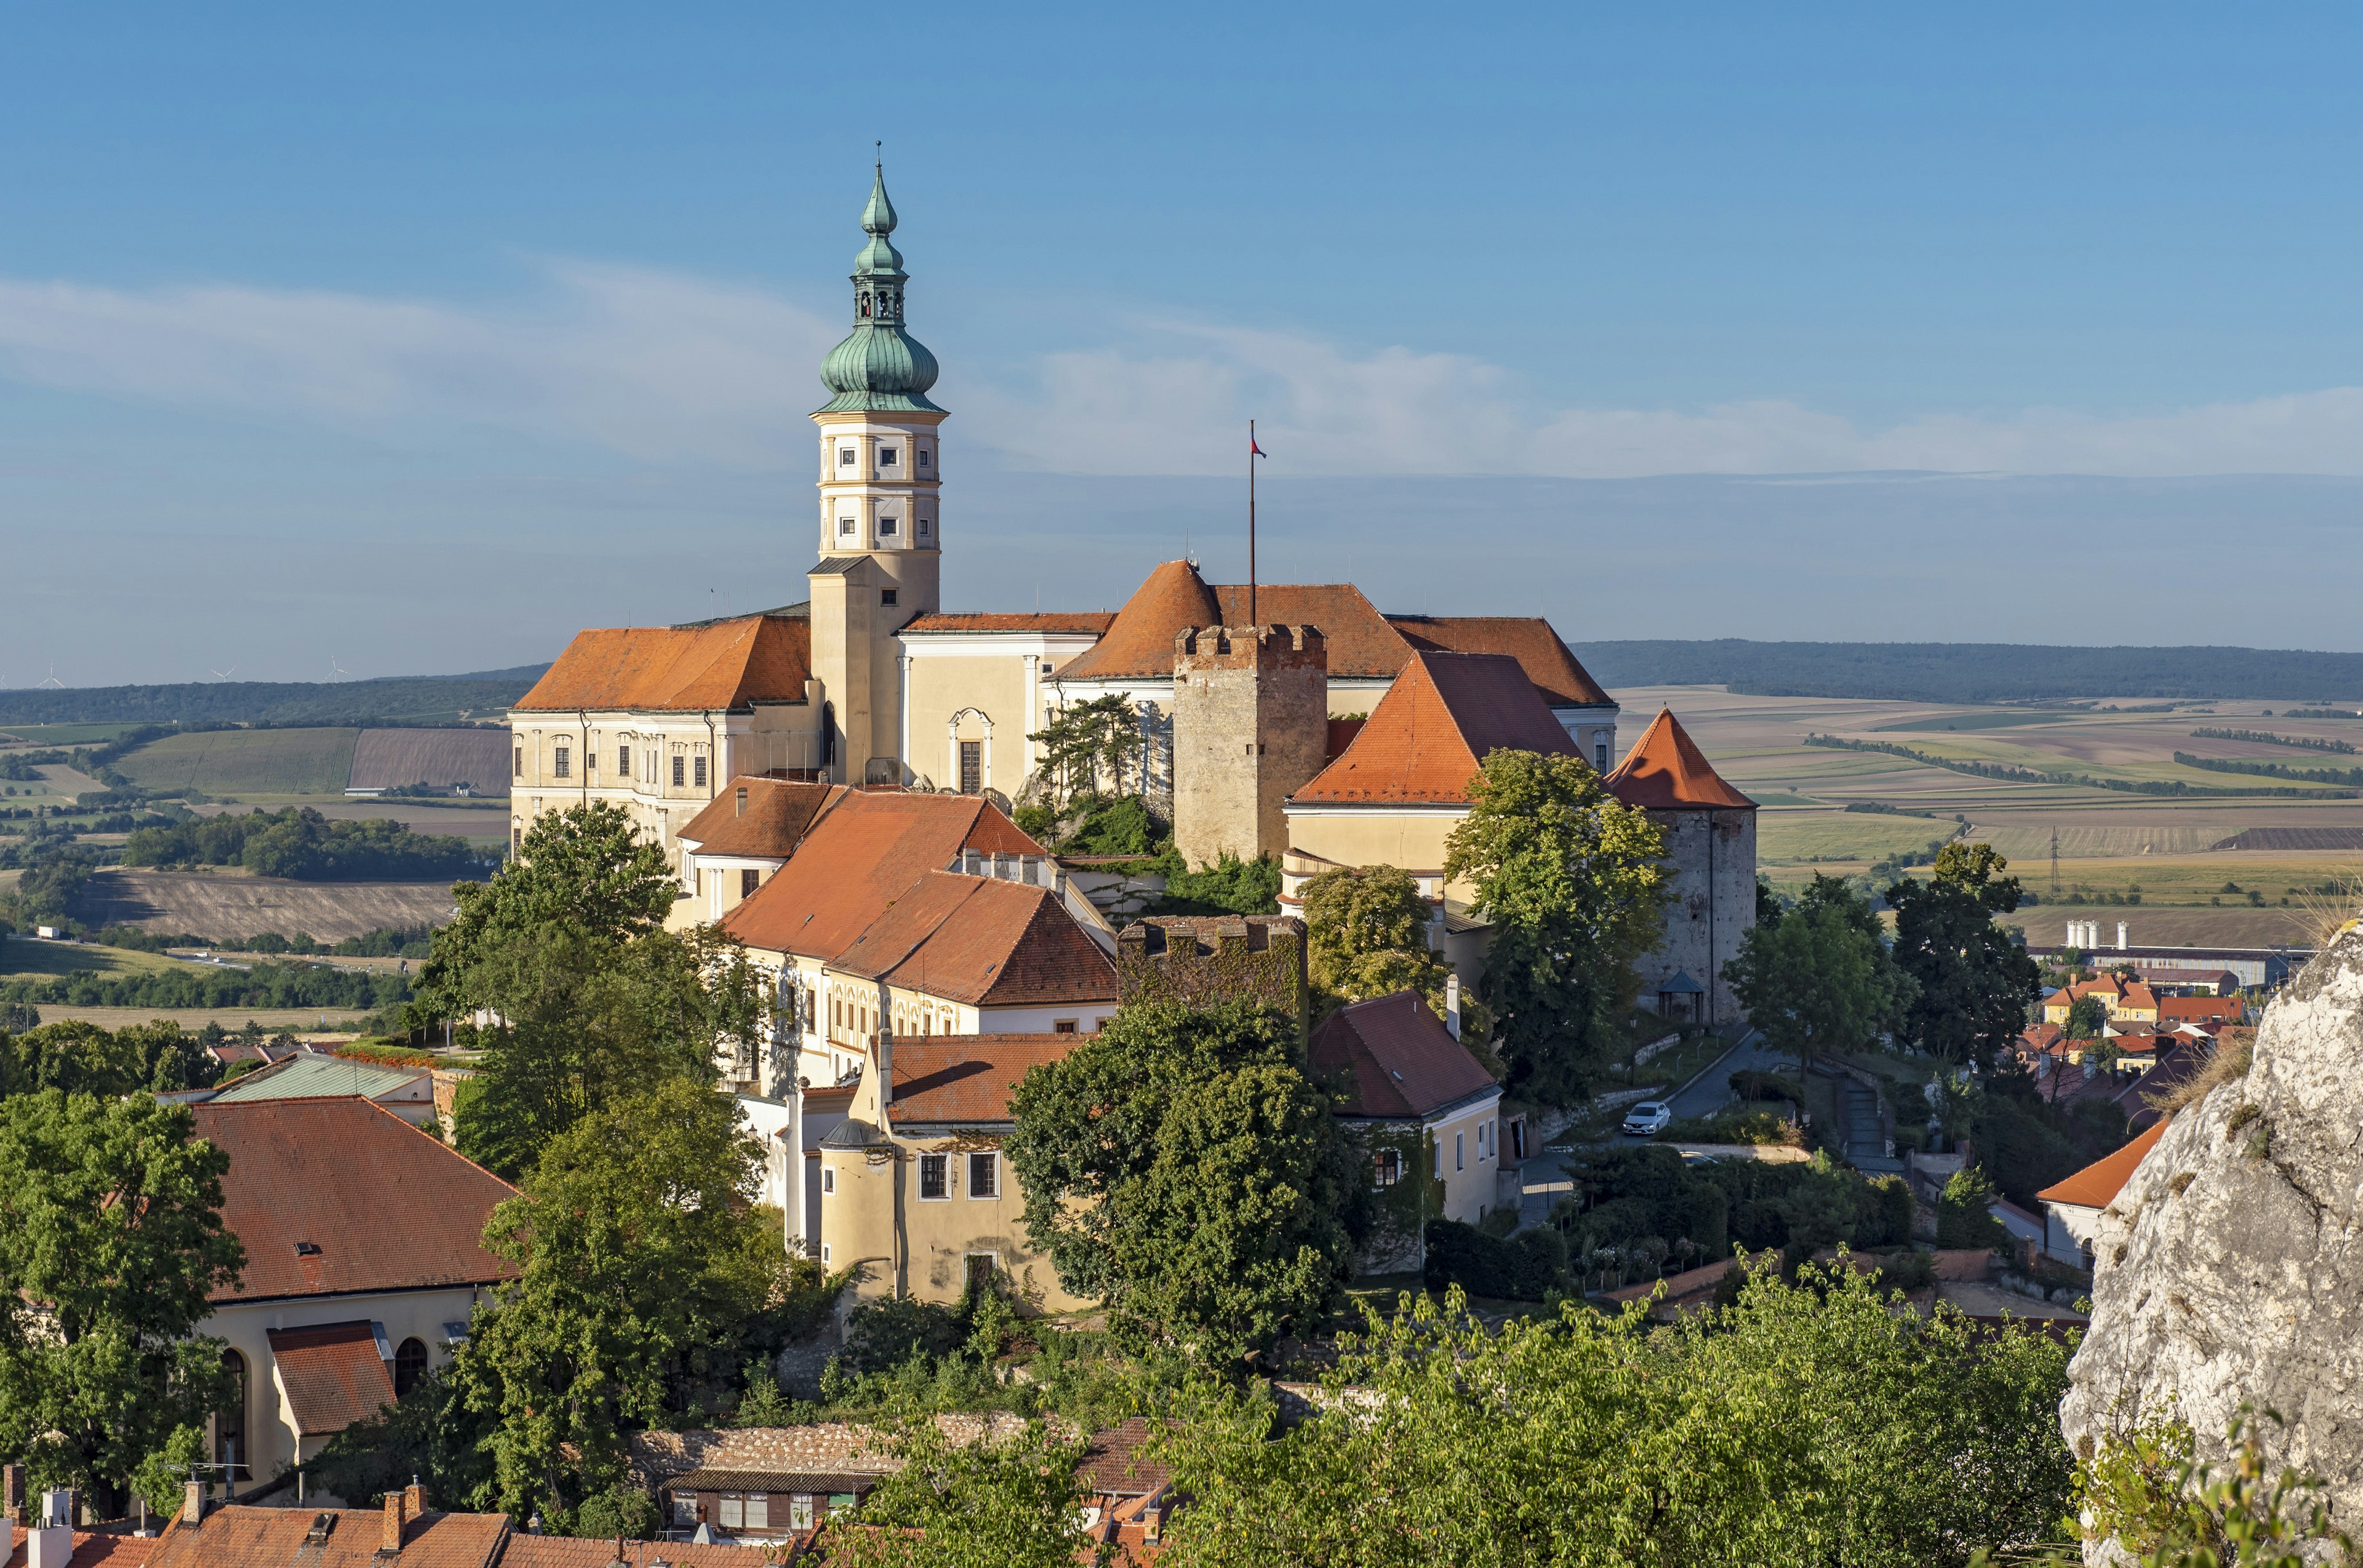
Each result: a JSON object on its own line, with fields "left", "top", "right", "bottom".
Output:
{"left": 862, "top": 147, "right": 897, "bottom": 236}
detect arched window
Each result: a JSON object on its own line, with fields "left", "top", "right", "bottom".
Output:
{"left": 216, "top": 1349, "right": 247, "bottom": 1477}
{"left": 393, "top": 1337, "right": 428, "bottom": 1398}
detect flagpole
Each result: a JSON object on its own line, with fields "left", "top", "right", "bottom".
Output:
{"left": 1248, "top": 418, "right": 1258, "bottom": 628}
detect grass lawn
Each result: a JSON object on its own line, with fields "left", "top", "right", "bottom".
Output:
{"left": 112, "top": 727, "right": 359, "bottom": 796}
{"left": 0, "top": 936, "right": 190, "bottom": 981}
{"left": 0, "top": 723, "right": 151, "bottom": 745}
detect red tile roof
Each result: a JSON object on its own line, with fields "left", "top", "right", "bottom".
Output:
{"left": 190, "top": 1099, "right": 516, "bottom": 1304}
{"left": 678, "top": 778, "right": 846, "bottom": 860}
{"left": 830, "top": 871, "right": 1116, "bottom": 1007}
{"left": 886, "top": 1034, "right": 1088, "bottom": 1126}
{"left": 1383, "top": 615, "right": 1614, "bottom": 708}
{"left": 1603, "top": 708, "right": 1756, "bottom": 812}
{"left": 3, "top": 1534, "right": 158, "bottom": 1568}
{"left": 1074, "top": 1420, "right": 1174, "bottom": 1498}
{"left": 145, "top": 1506, "right": 509, "bottom": 1568}
{"left": 266, "top": 1321, "right": 398, "bottom": 1436}
{"left": 2036, "top": 1116, "right": 2171, "bottom": 1209}
{"left": 719, "top": 791, "right": 1043, "bottom": 963}
{"left": 1292, "top": 652, "right": 1577, "bottom": 805}
{"left": 900, "top": 612, "right": 1116, "bottom": 635}
{"left": 499, "top": 1537, "right": 783, "bottom": 1568}
{"left": 513, "top": 615, "right": 811, "bottom": 713}
{"left": 1308, "top": 990, "right": 1500, "bottom": 1119}
{"left": 2160, "top": 994, "right": 2247, "bottom": 1025}
{"left": 1212, "top": 584, "right": 1401, "bottom": 677}
{"left": 1052, "top": 561, "right": 1221, "bottom": 682}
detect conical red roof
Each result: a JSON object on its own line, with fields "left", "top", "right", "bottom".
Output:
{"left": 1053, "top": 559, "right": 1221, "bottom": 681}
{"left": 1604, "top": 708, "right": 1756, "bottom": 811}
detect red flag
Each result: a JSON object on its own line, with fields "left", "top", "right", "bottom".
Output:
{"left": 1250, "top": 435, "right": 1266, "bottom": 458}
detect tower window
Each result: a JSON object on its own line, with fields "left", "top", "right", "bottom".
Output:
{"left": 839, "top": 518, "right": 857, "bottom": 535}
{"left": 881, "top": 588, "right": 898, "bottom": 606}
{"left": 918, "top": 518, "right": 931, "bottom": 537}
{"left": 879, "top": 448, "right": 897, "bottom": 466}
{"left": 878, "top": 517, "right": 898, "bottom": 536}
{"left": 839, "top": 448, "right": 856, "bottom": 466}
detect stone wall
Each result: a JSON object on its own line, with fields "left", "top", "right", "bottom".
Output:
{"left": 1170, "top": 624, "right": 1327, "bottom": 868}
{"left": 1634, "top": 807, "right": 1756, "bottom": 1029}
{"left": 1116, "top": 914, "right": 1306, "bottom": 1035}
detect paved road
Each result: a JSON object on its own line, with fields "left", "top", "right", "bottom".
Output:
{"left": 1661, "top": 1030, "right": 1782, "bottom": 1121}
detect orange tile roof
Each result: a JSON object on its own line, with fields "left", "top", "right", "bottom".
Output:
{"left": 1052, "top": 561, "right": 1222, "bottom": 682}
{"left": 1212, "top": 583, "right": 1402, "bottom": 677}
{"left": 678, "top": 778, "right": 845, "bottom": 860}
{"left": 3, "top": 1534, "right": 158, "bottom": 1568}
{"left": 1292, "top": 652, "right": 1577, "bottom": 804}
{"left": 267, "top": 1321, "right": 398, "bottom": 1436}
{"left": 900, "top": 612, "right": 1116, "bottom": 635}
{"left": 887, "top": 1034, "right": 1088, "bottom": 1125}
{"left": 514, "top": 614, "right": 811, "bottom": 713}
{"left": 830, "top": 870, "right": 1116, "bottom": 1006}
{"left": 1603, "top": 708, "right": 1757, "bottom": 812}
{"left": 499, "top": 1537, "right": 783, "bottom": 1568}
{"left": 146, "top": 1505, "right": 509, "bottom": 1568}
{"left": 191, "top": 1099, "right": 516, "bottom": 1304}
{"left": 718, "top": 791, "right": 1046, "bottom": 964}
{"left": 1384, "top": 615, "right": 1614, "bottom": 708}
{"left": 1309, "top": 990, "right": 1500, "bottom": 1119}
{"left": 2036, "top": 1116, "right": 2171, "bottom": 1209}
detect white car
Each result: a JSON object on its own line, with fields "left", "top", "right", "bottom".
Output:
{"left": 1621, "top": 1102, "right": 1673, "bottom": 1137}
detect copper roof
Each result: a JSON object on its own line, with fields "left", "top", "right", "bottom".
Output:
{"left": 266, "top": 1321, "right": 398, "bottom": 1436}
{"left": 145, "top": 1506, "right": 508, "bottom": 1568}
{"left": 513, "top": 615, "right": 811, "bottom": 713}
{"left": 1292, "top": 652, "right": 1577, "bottom": 805}
{"left": 1383, "top": 615, "right": 1614, "bottom": 708}
{"left": 900, "top": 612, "right": 1116, "bottom": 635}
{"left": 718, "top": 791, "right": 1044, "bottom": 964}
{"left": 678, "top": 778, "right": 845, "bottom": 860}
{"left": 2, "top": 1534, "right": 158, "bottom": 1568}
{"left": 887, "top": 1034, "right": 1089, "bottom": 1126}
{"left": 1052, "top": 560, "right": 1221, "bottom": 682}
{"left": 1308, "top": 990, "right": 1500, "bottom": 1119}
{"left": 1603, "top": 708, "right": 1757, "bottom": 812}
{"left": 2036, "top": 1116, "right": 2171, "bottom": 1209}
{"left": 191, "top": 1099, "right": 516, "bottom": 1304}
{"left": 830, "top": 871, "right": 1116, "bottom": 1007}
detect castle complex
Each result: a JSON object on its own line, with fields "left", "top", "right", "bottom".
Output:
{"left": 508, "top": 167, "right": 1757, "bottom": 1032}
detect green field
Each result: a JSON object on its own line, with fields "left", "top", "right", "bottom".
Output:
{"left": 113, "top": 728, "right": 359, "bottom": 796}
{"left": 0, "top": 723, "right": 150, "bottom": 745}
{"left": 0, "top": 937, "right": 189, "bottom": 982}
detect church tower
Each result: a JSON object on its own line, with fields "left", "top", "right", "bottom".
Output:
{"left": 809, "top": 163, "right": 945, "bottom": 785}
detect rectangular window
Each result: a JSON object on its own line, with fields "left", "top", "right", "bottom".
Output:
{"left": 719, "top": 1494, "right": 744, "bottom": 1529}
{"left": 821, "top": 1166, "right": 835, "bottom": 1194}
{"left": 741, "top": 868, "right": 761, "bottom": 898}
{"left": 918, "top": 449, "right": 930, "bottom": 468}
{"left": 839, "top": 447, "right": 855, "bottom": 465}
{"left": 881, "top": 588, "right": 898, "bottom": 606}
{"left": 617, "top": 744, "right": 630, "bottom": 775}
{"left": 1052, "top": 1019, "right": 1078, "bottom": 1034}
{"left": 1596, "top": 740, "right": 1609, "bottom": 770}
{"left": 673, "top": 1497, "right": 697, "bottom": 1527}
{"left": 919, "top": 1153, "right": 949, "bottom": 1200}
{"left": 918, "top": 517, "right": 931, "bottom": 537}
{"left": 1373, "top": 1149, "right": 1403, "bottom": 1188}
{"left": 672, "top": 755, "right": 686, "bottom": 788}
{"left": 1455, "top": 1132, "right": 1465, "bottom": 1171}
{"left": 553, "top": 746, "right": 570, "bottom": 778}
{"left": 878, "top": 517, "right": 898, "bottom": 537}
{"left": 959, "top": 741, "right": 982, "bottom": 794}
{"left": 879, "top": 447, "right": 897, "bottom": 466}
{"left": 694, "top": 756, "right": 708, "bottom": 788}
{"left": 964, "top": 1253, "right": 996, "bottom": 1294}
{"left": 839, "top": 517, "right": 856, "bottom": 534}
{"left": 513, "top": 746, "right": 522, "bottom": 779}
{"left": 790, "top": 1497, "right": 815, "bottom": 1532}
{"left": 511, "top": 826, "right": 521, "bottom": 855}
{"left": 820, "top": 1242, "right": 831, "bottom": 1264}
{"left": 1433, "top": 1142, "right": 1442, "bottom": 1178}
{"left": 743, "top": 1494, "right": 767, "bottom": 1530}
{"left": 967, "top": 1151, "right": 998, "bottom": 1198}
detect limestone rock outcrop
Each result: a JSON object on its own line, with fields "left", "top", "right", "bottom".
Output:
{"left": 2060, "top": 924, "right": 2363, "bottom": 1542}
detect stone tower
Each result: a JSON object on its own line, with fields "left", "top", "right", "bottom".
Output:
{"left": 1603, "top": 706, "right": 1759, "bottom": 1028}
{"left": 809, "top": 163, "right": 945, "bottom": 785}
{"left": 1171, "top": 624, "right": 1327, "bottom": 868}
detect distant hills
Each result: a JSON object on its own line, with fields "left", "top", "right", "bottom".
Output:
{"left": 0, "top": 665, "right": 552, "bottom": 727}
{"left": 1570, "top": 641, "right": 2363, "bottom": 705}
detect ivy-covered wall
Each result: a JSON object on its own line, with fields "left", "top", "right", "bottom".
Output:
{"left": 1116, "top": 914, "right": 1306, "bottom": 1035}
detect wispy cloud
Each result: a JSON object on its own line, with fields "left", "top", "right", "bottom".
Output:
{"left": 5, "top": 263, "right": 2363, "bottom": 478}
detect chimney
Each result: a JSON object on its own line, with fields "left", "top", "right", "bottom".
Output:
{"left": 383, "top": 1488, "right": 407, "bottom": 1553}
{"left": 2117, "top": 922, "right": 2129, "bottom": 951}
{"left": 182, "top": 1481, "right": 206, "bottom": 1526}
{"left": 1444, "top": 972, "right": 1461, "bottom": 1041}
{"left": 3, "top": 1464, "right": 23, "bottom": 1524}
{"left": 404, "top": 1481, "right": 426, "bottom": 1519}
{"left": 28, "top": 1491, "right": 72, "bottom": 1568}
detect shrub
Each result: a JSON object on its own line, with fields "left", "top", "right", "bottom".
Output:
{"left": 572, "top": 1485, "right": 659, "bottom": 1540}
{"left": 1937, "top": 1165, "right": 2008, "bottom": 1251}
{"left": 842, "top": 1295, "right": 967, "bottom": 1374}
{"left": 1422, "top": 1220, "right": 1567, "bottom": 1302}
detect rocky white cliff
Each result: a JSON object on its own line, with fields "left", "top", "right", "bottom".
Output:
{"left": 2060, "top": 924, "right": 2363, "bottom": 1548}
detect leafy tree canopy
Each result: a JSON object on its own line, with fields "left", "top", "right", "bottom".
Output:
{"left": 1028, "top": 695, "right": 1140, "bottom": 809}
{"left": 1726, "top": 873, "right": 1916, "bottom": 1068}
{"left": 0, "top": 1018, "right": 217, "bottom": 1098}
{"left": 1444, "top": 750, "right": 1673, "bottom": 1104}
{"left": 831, "top": 1418, "right": 1105, "bottom": 1568}
{"left": 2066, "top": 994, "right": 2110, "bottom": 1039}
{"left": 1887, "top": 844, "right": 2042, "bottom": 1069}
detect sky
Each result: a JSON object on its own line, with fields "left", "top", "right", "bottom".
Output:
{"left": 7, "top": 4, "right": 2363, "bottom": 685}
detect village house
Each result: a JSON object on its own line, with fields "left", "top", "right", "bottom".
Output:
{"left": 2042, "top": 973, "right": 2162, "bottom": 1027}
{"left": 199, "top": 1054, "right": 436, "bottom": 1129}
{"left": 672, "top": 777, "right": 844, "bottom": 927}
{"left": 2034, "top": 1116, "right": 2172, "bottom": 1269}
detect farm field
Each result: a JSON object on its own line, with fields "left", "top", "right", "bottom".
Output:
{"left": 111, "top": 727, "right": 359, "bottom": 796}
{"left": 70, "top": 868, "right": 467, "bottom": 943}
{"left": 0, "top": 935, "right": 191, "bottom": 982}
{"left": 12, "top": 1005, "right": 370, "bottom": 1033}
{"left": 0, "top": 723, "right": 151, "bottom": 745}
{"left": 346, "top": 727, "right": 510, "bottom": 794}
{"left": 189, "top": 796, "right": 511, "bottom": 842}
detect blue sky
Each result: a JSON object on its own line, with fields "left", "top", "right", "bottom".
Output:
{"left": 8, "top": 4, "right": 2363, "bottom": 684}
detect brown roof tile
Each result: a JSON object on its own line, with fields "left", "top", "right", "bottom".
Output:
{"left": 1603, "top": 708, "right": 1756, "bottom": 812}
{"left": 1051, "top": 561, "right": 1221, "bottom": 682}
{"left": 266, "top": 1321, "right": 398, "bottom": 1436}
{"left": 191, "top": 1099, "right": 516, "bottom": 1304}
{"left": 145, "top": 1506, "right": 508, "bottom": 1568}
{"left": 662, "top": 1468, "right": 881, "bottom": 1495}
{"left": 1385, "top": 614, "right": 1614, "bottom": 708}
{"left": 900, "top": 612, "right": 1116, "bottom": 635}
{"left": 1074, "top": 1420, "right": 1174, "bottom": 1498}
{"left": 886, "top": 1034, "right": 1089, "bottom": 1126}
{"left": 1308, "top": 990, "right": 1499, "bottom": 1119}
{"left": 513, "top": 615, "right": 810, "bottom": 713}
{"left": 718, "top": 792, "right": 1044, "bottom": 964}
{"left": 677, "top": 779, "right": 845, "bottom": 860}
{"left": 499, "top": 1540, "right": 777, "bottom": 1568}
{"left": 829, "top": 871, "right": 1115, "bottom": 1007}
{"left": 3, "top": 1534, "right": 159, "bottom": 1568}
{"left": 1211, "top": 584, "right": 1403, "bottom": 677}
{"left": 1292, "top": 652, "right": 1577, "bottom": 805}
{"left": 2036, "top": 1116, "right": 2170, "bottom": 1209}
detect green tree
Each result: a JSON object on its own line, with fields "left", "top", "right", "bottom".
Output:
{"left": 1937, "top": 1165, "right": 2009, "bottom": 1251}
{"left": 1300, "top": 865, "right": 1455, "bottom": 1021}
{"left": 1028, "top": 695, "right": 1140, "bottom": 807}
{"left": 2066, "top": 994, "right": 2110, "bottom": 1039}
{"left": 0, "top": 1091, "right": 244, "bottom": 1519}
{"left": 1004, "top": 1001, "right": 1359, "bottom": 1367}
{"left": 1725, "top": 874, "right": 1916, "bottom": 1072}
{"left": 832, "top": 1418, "right": 1106, "bottom": 1568}
{"left": 0, "top": 1018, "right": 216, "bottom": 1099}
{"left": 1887, "top": 844, "right": 2042, "bottom": 1069}
{"left": 1442, "top": 750, "right": 1673, "bottom": 1103}
{"left": 449, "top": 1077, "right": 836, "bottom": 1518}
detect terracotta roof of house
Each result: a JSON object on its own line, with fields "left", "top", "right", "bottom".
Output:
{"left": 191, "top": 1099, "right": 516, "bottom": 1304}
{"left": 2160, "top": 994, "right": 2246, "bottom": 1024}
{"left": 513, "top": 615, "right": 811, "bottom": 713}
{"left": 1604, "top": 708, "right": 1756, "bottom": 812}
{"left": 900, "top": 612, "right": 1116, "bottom": 636}
{"left": 662, "top": 1467, "right": 881, "bottom": 1495}
{"left": 1308, "top": 990, "right": 1500, "bottom": 1120}
{"left": 1211, "top": 583, "right": 1402, "bottom": 677}
{"left": 3, "top": 1534, "right": 158, "bottom": 1568}
{"left": 145, "top": 1506, "right": 509, "bottom": 1568}
{"left": 677, "top": 778, "right": 845, "bottom": 860}
{"left": 719, "top": 791, "right": 1044, "bottom": 964}
{"left": 830, "top": 871, "right": 1115, "bottom": 1006}
{"left": 2036, "top": 1116, "right": 2172, "bottom": 1209}
{"left": 886, "top": 1034, "right": 1089, "bottom": 1126}
{"left": 266, "top": 1321, "right": 398, "bottom": 1436}
{"left": 1074, "top": 1420, "right": 1175, "bottom": 1498}
{"left": 499, "top": 1540, "right": 779, "bottom": 1568}
{"left": 1384, "top": 615, "right": 1614, "bottom": 708}
{"left": 1293, "top": 652, "right": 1577, "bottom": 805}
{"left": 1052, "top": 561, "right": 1222, "bottom": 682}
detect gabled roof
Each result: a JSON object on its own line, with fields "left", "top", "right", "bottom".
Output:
{"left": 266, "top": 1320, "right": 398, "bottom": 1435}
{"left": 677, "top": 778, "right": 845, "bottom": 861}
{"left": 718, "top": 791, "right": 1045, "bottom": 964}
{"left": 513, "top": 614, "right": 812, "bottom": 713}
{"left": 2, "top": 1534, "right": 155, "bottom": 1568}
{"left": 1051, "top": 560, "right": 1221, "bottom": 682}
{"left": 887, "top": 1034, "right": 1088, "bottom": 1126}
{"left": 191, "top": 1098, "right": 516, "bottom": 1304}
{"left": 1308, "top": 990, "right": 1499, "bottom": 1120}
{"left": 830, "top": 870, "right": 1116, "bottom": 1006}
{"left": 1384, "top": 614, "right": 1615, "bottom": 708}
{"left": 900, "top": 612, "right": 1116, "bottom": 636}
{"left": 1604, "top": 708, "right": 1756, "bottom": 812}
{"left": 145, "top": 1506, "right": 509, "bottom": 1568}
{"left": 1292, "top": 651, "right": 1577, "bottom": 805}
{"left": 1212, "top": 583, "right": 1402, "bottom": 676}
{"left": 2036, "top": 1116, "right": 2171, "bottom": 1209}
{"left": 500, "top": 1539, "right": 783, "bottom": 1568}
{"left": 206, "top": 1053, "right": 425, "bottom": 1104}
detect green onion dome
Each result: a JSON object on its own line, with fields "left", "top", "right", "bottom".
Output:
{"left": 816, "top": 165, "right": 942, "bottom": 414}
